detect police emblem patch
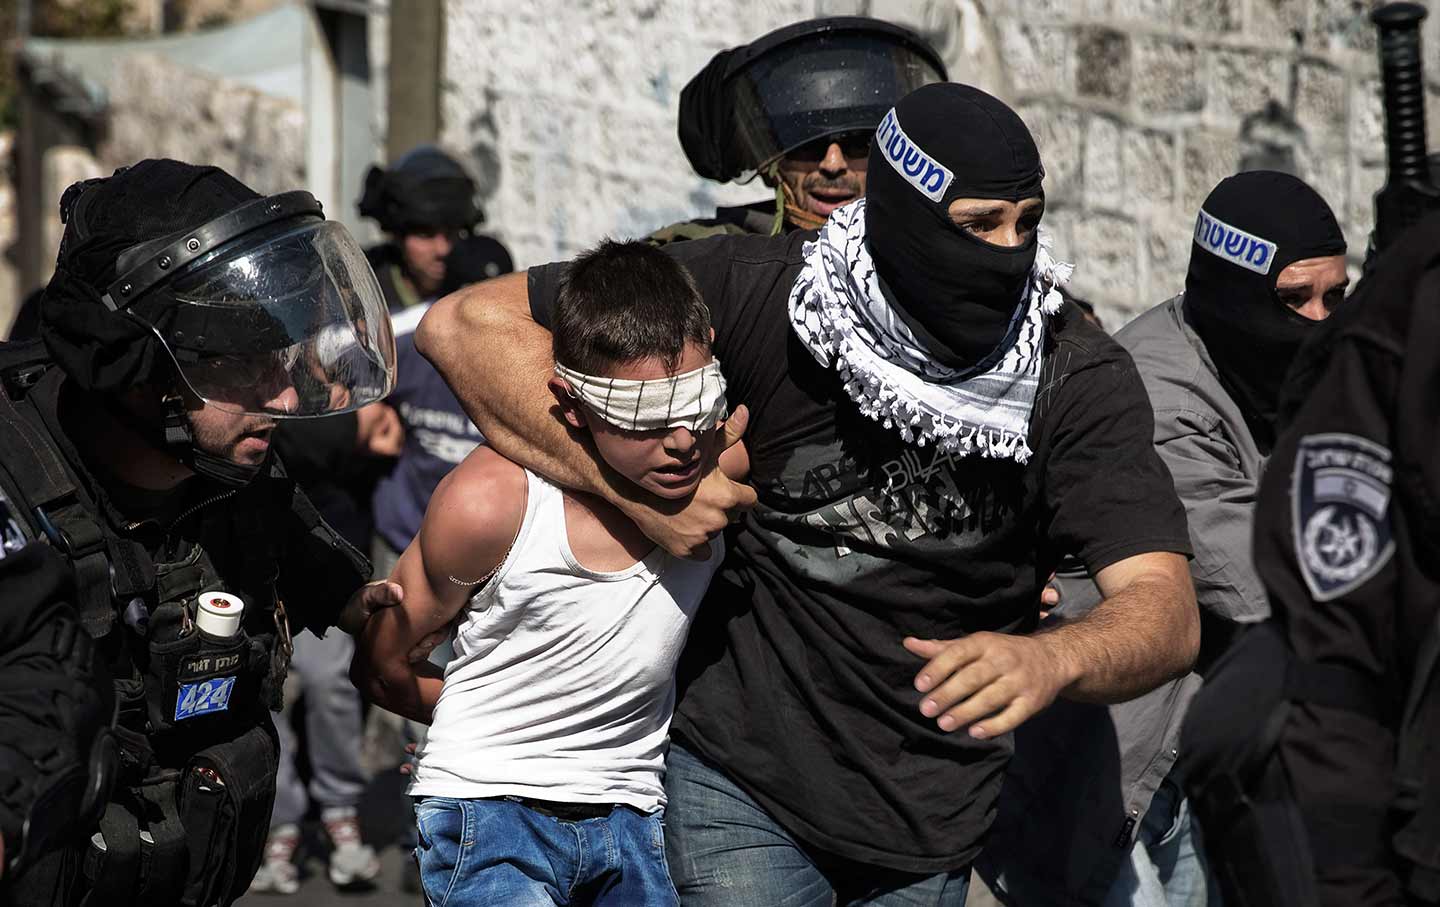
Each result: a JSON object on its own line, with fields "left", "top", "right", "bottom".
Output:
{"left": 1292, "top": 433, "right": 1395, "bottom": 602}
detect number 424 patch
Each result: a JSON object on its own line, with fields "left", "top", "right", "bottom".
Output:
{"left": 175, "top": 675, "right": 237, "bottom": 721}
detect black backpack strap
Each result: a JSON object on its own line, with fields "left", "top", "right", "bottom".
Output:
{"left": 0, "top": 382, "right": 116, "bottom": 638}
{"left": 1283, "top": 658, "right": 1386, "bottom": 716}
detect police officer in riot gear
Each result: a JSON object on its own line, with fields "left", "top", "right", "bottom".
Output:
{"left": 0, "top": 159, "right": 405, "bottom": 907}
{"left": 650, "top": 16, "right": 947, "bottom": 243}
{"left": 357, "top": 144, "right": 513, "bottom": 310}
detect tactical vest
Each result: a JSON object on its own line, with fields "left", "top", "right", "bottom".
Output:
{"left": 645, "top": 198, "right": 785, "bottom": 247}
{"left": 0, "top": 339, "right": 293, "bottom": 907}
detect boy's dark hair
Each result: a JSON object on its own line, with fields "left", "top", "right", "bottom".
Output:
{"left": 553, "top": 239, "right": 711, "bottom": 374}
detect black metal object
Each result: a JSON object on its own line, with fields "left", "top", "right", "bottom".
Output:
{"left": 1369, "top": 3, "right": 1440, "bottom": 254}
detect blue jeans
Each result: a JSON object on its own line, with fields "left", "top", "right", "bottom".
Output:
{"left": 1101, "top": 780, "right": 1217, "bottom": 907}
{"left": 663, "top": 743, "right": 970, "bottom": 907}
{"left": 414, "top": 796, "right": 677, "bottom": 906}
{"left": 984, "top": 779, "right": 1216, "bottom": 907}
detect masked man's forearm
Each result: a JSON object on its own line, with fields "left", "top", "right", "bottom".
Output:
{"left": 1042, "top": 551, "right": 1200, "bottom": 703}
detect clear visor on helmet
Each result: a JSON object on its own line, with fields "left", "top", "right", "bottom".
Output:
{"left": 136, "top": 219, "right": 396, "bottom": 418}
{"left": 730, "top": 33, "right": 945, "bottom": 179}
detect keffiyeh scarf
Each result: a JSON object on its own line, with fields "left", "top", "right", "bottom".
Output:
{"left": 787, "top": 199, "right": 1073, "bottom": 463}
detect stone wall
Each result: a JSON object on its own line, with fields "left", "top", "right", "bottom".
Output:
{"left": 102, "top": 53, "right": 306, "bottom": 197}
{"left": 442, "top": 0, "right": 830, "bottom": 268}
{"left": 442, "top": 0, "right": 1425, "bottom": 326}
{"left": 0, "top": 132, "right": 17, "bottom": 336}
{"left": 441, "top": 0, "right": 991, "bottom": 267}
{"left": 991, "top": 0, "right": 1439, "bottom": 323}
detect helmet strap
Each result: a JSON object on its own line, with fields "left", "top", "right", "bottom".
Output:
{"left": 768, "top": 168, "right": 786, "bottom": 236}
{"left": 161, "top": 391, "right": 191, "bottom": 451}
{"left": 774, "top": 166, "right": 828, "bottom": 232}
{"left": 160, "top": 391, "right": 265, "bottom": 487}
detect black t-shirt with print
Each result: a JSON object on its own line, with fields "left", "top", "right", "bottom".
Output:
{"left": 528, "top": 231, "right": 1191, "bottom": 874}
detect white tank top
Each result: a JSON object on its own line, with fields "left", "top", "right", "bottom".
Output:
{"left": 407, "top": 468, "right": 720, "bottom": 813}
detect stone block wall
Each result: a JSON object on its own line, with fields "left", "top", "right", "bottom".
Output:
{"left": 441, "top": 0, "right": 1430, "bottom": 327}
{"left": 991, "top": 0, "right": 1438, "bottom": 323}
{"left": 443, "top": 0, "right": 815, "bottom": 269}
{"left": 102, "top": 54, "right": 306, "bottom": 197}
{"left": 0, "top": 132, "right": 17, "bottom": 335}
{"left": 441, "top": 0, "right": 996, "bottom": 266}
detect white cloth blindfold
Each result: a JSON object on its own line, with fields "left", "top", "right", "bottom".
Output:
{"left": 555, "top": 359, "right": 728, "bottom": 433}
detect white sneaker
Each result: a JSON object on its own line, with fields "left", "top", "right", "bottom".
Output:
{"left": 322, "top": 807, "right": 381, "bottom": 889}
{"left": 247, "top": 824, "right": 301, "bottom": 895}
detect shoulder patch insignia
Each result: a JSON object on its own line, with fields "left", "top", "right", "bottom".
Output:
{"left": 1292, "top": 433, "right": 1395, "bottom": 602}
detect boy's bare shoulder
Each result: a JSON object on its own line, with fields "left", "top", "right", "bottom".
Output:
{"left": 419, "top": 445, "right": 529, "bottom": 573}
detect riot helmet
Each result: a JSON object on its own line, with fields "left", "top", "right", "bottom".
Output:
{"left": 108, "top": 196, "right": 395, "bottom": 420}
{"left": 357, "top": 145, "right": 482, "bottom": 235}
{"left": 41, "top": 160, "right": 396, "bottom": 483}
{"left": 679, "top": 17, "right": 948, "bottom": 184}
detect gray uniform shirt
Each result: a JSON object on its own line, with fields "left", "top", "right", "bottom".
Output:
{"left": 978, "top": 295, "right": 1267, "bottom": 904}
{"left": 1119, "top": 294, "right": 1269, "bottom": 622}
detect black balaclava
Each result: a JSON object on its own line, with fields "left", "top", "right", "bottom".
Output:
{"left": 865, "top": 83, "right": 1045, "bottom": 371}
{"left": 357, "top": 145, "right": 481, "bottom": 235}
{"left": 1183, "top": 170, "right": 1346, "bottom": 451}
{"left": 41, "top": 160, "right": 270, "bottom": 486}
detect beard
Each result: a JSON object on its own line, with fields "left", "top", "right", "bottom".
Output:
{"left": 186, "top": 405, "right": 276, "bottom": 467}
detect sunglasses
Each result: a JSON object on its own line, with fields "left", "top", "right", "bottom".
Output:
{"left": 784, "top": 133, "right": 873, "bottom": 164}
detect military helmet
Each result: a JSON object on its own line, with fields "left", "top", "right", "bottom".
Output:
{"left": 43, "top": 159, "right": 395, "bottom": 420}
{"left": 357, "top": 144, "right": 482, "bottom": 235}
{"left": 678, "top": 17, "right": 948, "bottom": 183}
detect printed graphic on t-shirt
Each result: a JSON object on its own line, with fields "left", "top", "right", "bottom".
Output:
{"left": 397, "top": 401, "right": 484, "bottom": 465}
{"left": 759, "top": 437, "right": 1022, "bottom": 569}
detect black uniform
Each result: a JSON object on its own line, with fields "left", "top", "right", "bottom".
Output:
{"left": 0, "top": 499, "right": 114, "bottom": 906}
{"left": 1182, "top": 213, "right": 1440, "bottom": 906}
{"left": 0, "top": 160, "right": 389, "bottom": 907}
{"left": 0, "top": 354, "right": 369, "bottom": 907}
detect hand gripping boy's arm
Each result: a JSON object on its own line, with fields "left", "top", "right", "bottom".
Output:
{"left": 350, "top": 446, "right": 528, "bottom": 724}
{"left": 416, "top": 273, "right": 756, "bottom": 560}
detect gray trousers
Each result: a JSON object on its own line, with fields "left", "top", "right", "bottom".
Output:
{"left": 272, "top": 629, "right": 369, "bottom": 827}
{"left": 364, "top": 533, "right": 437, "bottom": 762}
{"left": 360, "top": 534, "right": 443, "bottom": 848}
